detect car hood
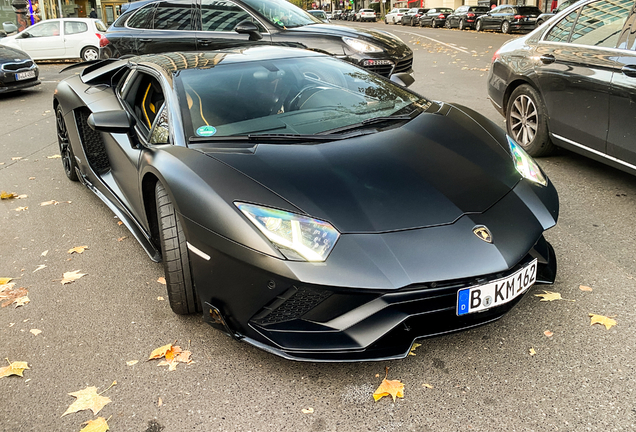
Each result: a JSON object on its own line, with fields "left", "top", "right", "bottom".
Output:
{"left": 208, "top": 105, "right": 520, "bottom": 234}
{"left": 0, "top": 44, "right": 29, "bottom": 62}
{"left": 285, "top": 24, "right": 408, "bottom": 52}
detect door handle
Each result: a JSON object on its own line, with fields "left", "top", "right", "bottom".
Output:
{"left": 198, "top": 39, "right": 213, "bottom": 44}
{"left": 621, "top": 65, "right": 636, "bottom": 78}
{"left": 139, "top": 38, "right": 152, "bottom": 42}
{"left": 539, "top": 54, "right": 555, "bottom": 65}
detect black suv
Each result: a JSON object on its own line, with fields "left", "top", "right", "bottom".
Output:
{"left": 99, "top": 0, "right": 413, "bottom": 78}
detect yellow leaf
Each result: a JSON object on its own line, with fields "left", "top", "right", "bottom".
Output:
{"left": 301, "top": 408, "right": 314, "bottom": 414}
{"left": 157, "top": 297, "right": 164, "bottom": 301}
{"left": 579, "top": 285, "right": 593, "bottom": 292}
{"left": 126, "top": 360, "right": 138, "bottom": 366}
{"left": 544, "top": 330, "right": 553, "bottom": 338}
{"left": 148, "top": 343, "right": 193, "bottom": 370}
{"left": 117, "top": 221, "right": 123, "bottom": 226}
{"left": 157, "top": 397, "right": 163, "bottom": 407}
{"left": 0, "top": 278, "right": 12, "bottom": 285}
{"left": 0, "top": 285, "right": 29, "bottom": 307}
{"left": 33, "top": 264, "right": 46, "bottom": 273}
{"left": 157, "top": 277, "right": 166, "bottom": 285}
{"left": 47, "top": 155, "right": 62, "bottom": 159}
{"left": 373, "top": 378, "right": 405, "bottom": 402}
{"left": 589, "top": 314, "right": 617, "bottom": 330}
{"left": 534, "top": 290, "right": 574, "bottom": 302}
{"left": 62, "top": 386, "right": 111, "bottom": 417}
{"left": 0, "top": 191, "right": 17, "bottom": 199}
{"left": 529, "top": 348, "right": 536, "bottom": 356}
{"left": 408, "top": 342, "right": 422, "bottom": 356}
{"left": 117, "top": 236, "right": 128, "bottom": 241}
{"left": 79, "top": 417, "right": 109, "bottom": 432}
{"left": 68, "top": 246, "right": 88, "bottom": 254}
{"left": 13, "top": 206, "right": 27, "bottom": 212}
{"left": 30, "top": 329, "right": 42, "bottom": 336}
{"left": 422, "top": 383, "right": 433, "bottom": 389}
{"left": 0, "top": 360, "right": 29, "bottom": 378}
{"left": 61, "top": 270, "right": 86, "bottom": 285}
{"left": 40, "top": 200, "right": 58, "bottom": 206}
{"left": 149, "top": 344, "right": 173, "bottom": 360}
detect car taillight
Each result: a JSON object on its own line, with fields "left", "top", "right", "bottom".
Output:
{"left": 99, "top": 36, "right": 109, "bottom": 48}
{"left": 492, "top": 49, "right": 501, "bottom": 63}
{"left": 467, "top": 12, "right": 475, "bottom": 17}
{"left": 438, "top": 13, "right": 445, "bottom": 19}
{"left": 513, "top": 14, "right": 523, "bottom": 20}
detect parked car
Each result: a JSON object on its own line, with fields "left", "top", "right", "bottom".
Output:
{"left": 0, "top": 45, "right": 39, "bottom": 93}
{"left": 99, "top": 0, "right": 413, "bottom": 78}
{"left": 446, "top": 5, "right": 489, "bottom": 30}
{"left": 54, "top": 46, "right": 558, "bottom": 361}
{"left": 419, "top": 8, "right": 454, "bottom": 28}
{"left": 401, "top": 8, "right": 429, "bottom": 26}
{"left": 385, "top": 8, "right": 409, "bottom": 24}
{"left": 488, "top": 0, "right": 636, "bottom": 177}
{"left": 535, "top": 0, "right": 578, "bottom": 27}
{"left": 0, "top": 18, "right": 107, "bottom": 61}
{"left": 356, "top": 8, "right": 377, "bottom": 22}
{"left": 332, "top": 9, "right": 343, "bottom": 19}
{"left": 475, "top": 5, "right": 542, "bottom": 33}
{"left": 307, "top": 9, "right": 329, "bottom": 23}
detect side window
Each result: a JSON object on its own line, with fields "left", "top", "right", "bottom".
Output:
{"left": 64, "top": 21, "right": 88, "bottom": 35}
{"left": 200, "top": 0, "right": 261, "bottom": 32}
{"left": 153, "top": 0, "right": 193, "bottom": 30}
{"left": 127, "top": 4, "right": 156, "bottom": 29}
{"left": 125, "top": 72, "right": 166, "bottom": 139}
{"left": 150, "top": 105, "right": 170, "bottom": 144}
{"left": 569, "top": 0, "right": 631, "bottom": 48}
{"left": 545, "top": 8, "right": 579, "bottom": 42}
{"left": 28, "top": 21, "right": 60, "bottom": 37}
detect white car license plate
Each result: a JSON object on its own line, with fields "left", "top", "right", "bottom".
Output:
{"left": 457, "top": 259, "right": 537, "bottom": 316}
{"left": 15, "top": 71, "right": 36, "bottom": 81}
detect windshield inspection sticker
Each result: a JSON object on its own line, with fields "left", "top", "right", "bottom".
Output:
{"left": 196, "top": 126, "right": 217, "bottom": 137}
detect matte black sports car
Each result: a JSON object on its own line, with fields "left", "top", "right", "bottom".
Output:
{"left": 0, "top": 45, "right": 39, "bottom": 94}
{"left": 54, "top": 46, "right": 558, "bottom": 361}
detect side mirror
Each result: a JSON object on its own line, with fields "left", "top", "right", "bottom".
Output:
{"left": 235, "top": 20, "right": 262, "bottom": 41}
{"left": 2, "top": 22, "right": 17, "bottom": 34}
{"left": 19, "top": 31, "right": 30, "bottom": 38}
{"left": 390, "top": 73, "right": 415, "bottom": 88}
{"left": 87, "top": 110, "right": 135, "bottom": 134}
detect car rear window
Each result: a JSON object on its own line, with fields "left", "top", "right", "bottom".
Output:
{"left": 95, "top": 20, "right": 108, "bottom": 31}
{"left": 470, "top": 7, "right": 489, "bottom": 12}
{"left": 517, "top": 7, "right": 541, "bottom": 15}
{"left": 361, "top": 9, "right": 374, "bottom": 12}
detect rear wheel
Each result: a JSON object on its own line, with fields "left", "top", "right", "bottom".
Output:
{"left": 55, "top": 105, "right": 78, "bottom": 182}
{"left": 501, "top": 20, "right": 511, "bottom": 34}
{"left": 80, "top": 46, "right": 98, "bottom": 62}
{"left": 475, "top": 19, "right": 483, "bottom": 31}
{"left": 155, "top": 182, "right": 200, "bottom": 315}
{"left": 506, "top": 84, "right": 555, "bottom": 157}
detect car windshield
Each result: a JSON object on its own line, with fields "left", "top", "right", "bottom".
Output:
{"left": 242, "top": 0, "right": 321, "bottom": 28}
{"left": 175, "top": 54, "right": 429, "bottom": 140}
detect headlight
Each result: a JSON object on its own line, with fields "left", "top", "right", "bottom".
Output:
{"left": 342, "top": 37, "right": 383, "bottom": 53}
{"left": 235, "top": 203, "right": 340, "bottom": 262}
{"left": 507, "top": 135, "right": 548, "bottom": 186}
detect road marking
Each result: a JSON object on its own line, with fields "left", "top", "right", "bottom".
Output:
{"left": 389, "top": 29, "right": 471, "bottom": 54}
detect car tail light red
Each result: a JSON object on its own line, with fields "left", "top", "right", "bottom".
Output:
{"left": 467, "top": 12, "right": 475, "bottom": 17}
{"left": 438, "top": 14, "right": 445, "bottom": 19}
{"left": 99, "top": 36, "right": 109, "bottom": 48}
{"left": 514, "top": 14, "right": 523, "bottom": 20}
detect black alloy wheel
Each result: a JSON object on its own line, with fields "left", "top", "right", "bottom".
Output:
{"left": 459, "top": 19, "right": 465, "bottom": 30}
{"left": 55, "top": 105, "right": 78, "bottom": 182}
{"left": 506, "top": 84, "right": 554, "bottom": 157}
{"left": 475, "top": 19, "right": 483, "bottom": 31}
{"left": 155, "top": 182, "right": 201, "bottom": 315}
{"left": 501, "top": 20, "right": 511, "bottom": 34}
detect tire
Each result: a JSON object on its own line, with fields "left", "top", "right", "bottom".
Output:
{"left": 501, "top": 20, "right": 511, "bottom": 34}
{"left": 55, "top": 105, "right": 78, "bottom": 182}
{"left": 506, "top": 84, "right": 555, "bottom": 157}
{"left": 475, "top": 19, "right": 483, "bottom": 32}
{"left": 535, "top": 18, "right": 544, "bottom": 28}
{"left": 80, "top": 46, "right": 98, "bottom": 62}
{"left": 445, "top": 20, "right": 451, "bottom": 29}
{"left": 411, "top": 18, "right": 416, "bottom": 26}
{"left": 459, "top": 19, "right": 465, "bottom": 30}
{"left": 432, "top": 20, "right": 437, "bottom": 28}
{"left": 155, "top": 182, "right": 200, "bottom": 315}
{"left": 385, "top": 18, "right": 388, "bottom": 24}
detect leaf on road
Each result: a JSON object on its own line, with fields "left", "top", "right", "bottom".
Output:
{"left": 148, "top": 344, "right": 173, "bottom": 360}
{"left": 589, "top": 314, "right": 617, "bottom": 330}
{"left": 422, "top": 383, "right": 433, "bottom": 389}
{"left": 30, "top": 329, "right": 42, "bottom": 336}
{"left": 16, "top": 194, "right": 27, "bottom": 199}
{"left": 535, "top": 290, "right": 574, "bottom": 302}
{"left": 544, "top": 330, "right": 553, "bottom": 338}
{"left": 0, "top": 284, "right": 29, "bottom": 308}
{"left": 148, "top": 343, "right": 193, "bottom": 371}
{"left": 157, "top": 277, "right": 166, "bottom": 285}
{"left": 13, "top": 206, "right": 28, "bottom": 212}
{"left": 33, "top": 264, "right": 46, "bottom": 273}
{"left": 41, "top": 250, "right": 48, "bottom": 256}
{"left": 61, "top": 270, "right": 86, "bottom": 285}
{"left": 157, "top": 296, "right": 164, "bottom": 301}
{"left": 68, "top": 246, "right": 88, "bottom": 254}
{"left": 46, "top": 155, "right": 62, "bottom": 159}
{"left": 301, "top": 408, "right": 314, "bottom": 414}
{"left": 79, "top": 417, "right": 110, "bottom": 432}
{"left": 529, "top": 348, "right": 536, "bottom": 356}
{"left": 40, "top": 200, "right": 58, "bottom": 206}
{"left": 0, "top": 277, "right": 12, "bottom": 285}
{"left": 126, "top": 360, "right": 138, "bottom": 366}
{"left": 0, "top": 360, "right": 29, "bottom": 378}
{"left": 373, "top": 367, "right": 404, "bottom": 402}
{"left": 11, "top": 157, "right": 22, "bottom": 160}
{"left": 408, "top": 342, "right": 422, "bottom": 356}
{"left": 117, "top": 236, "right": 127, "bottom": 242}
{"left": 117, "top": 221, "right": 123, "bottom": 226}
{"left": 579, "top": 285, "right": 593, "bottom": 292}
{"left": 62, "top": 382, "right": 115, "bottom": 417}
{"left": 1, "top": 191, "right": 17, "bottom": 199}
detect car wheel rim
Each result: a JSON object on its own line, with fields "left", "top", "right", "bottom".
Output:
{"left": 510, "top": 95, "right": 538, "bottom": 145}
{"left": 56, "top": 109, "right": 72, "bottom": 175}
{"left": 83, "top": 48, "right": 98, "bottom": 61}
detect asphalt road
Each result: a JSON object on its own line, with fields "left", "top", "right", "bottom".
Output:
{"left": 1, "top": 23, "right": 635, "bottom": 432}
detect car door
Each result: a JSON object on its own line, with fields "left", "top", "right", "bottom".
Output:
{"left": 195, "top": 0, "right": 269, "bottom": 50}
{"left": 15, "top": 20, "right": 65, "bottom": 59}
{"left": 63, "top": 20, "right": 90, "bottom": 58}
{"left": 607, "top": 2, "right": 636, "bottom": 166}
{"left": 136, "top": 0, "right": 197, "bottom": 55}
{"left": 536, "top": 0, "right": 630, "bottom": 154}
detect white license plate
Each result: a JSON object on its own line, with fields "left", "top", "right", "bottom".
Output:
{"left": 457, "top": 259, "right": 537, "bottom": 316}
{"left": 15, "top": 71, "right": 36, "bottom": 81}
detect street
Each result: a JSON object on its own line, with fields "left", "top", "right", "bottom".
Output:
{"left": 1, "top": 23, "right": 635, "bottom": 432}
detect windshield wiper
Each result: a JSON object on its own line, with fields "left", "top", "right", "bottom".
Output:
{"left": 323, "top": 114, "right": 414, "bottom": 135}
{"left": 189, "top": 131, "right": 373, "bottom": 144}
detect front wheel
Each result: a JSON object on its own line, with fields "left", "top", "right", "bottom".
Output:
{"left": 155, "top": 182, "right": 201, "bottom": 315}
{"left": 55, "top": 105, "right": 78, "bottom": 182}
{"left": 501, "top": 20, "right": 511, "bottom": 34}
{"left": 475, "top": 19, "right": 483, "bottom": 32}
{"left": 506, "top": 84, "right": 555, "bottom": 157}
{"left": 80, "top": 46, "right": 99, "bottom": 62}
{"left": 445, "top": 20, "right": 451, "bottom": 29}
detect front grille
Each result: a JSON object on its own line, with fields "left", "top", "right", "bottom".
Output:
{"left": 393, "top": 56, "right": 413, "bottom": 74}
{"left": 74, "top": 108, "right": 111, "bottom": 174}
{"left": 363, "top": 63, "right": 394, "bottom": 77}
{"left": 252, "top": 286, "right": 332, "bottom": 325}
{"left": 1, "top": 60, "right": 34, "bottom": 72}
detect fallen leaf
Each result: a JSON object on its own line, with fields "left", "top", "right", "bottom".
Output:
{"left": 0, "top": 284, "right": 29, "bottom": 308}
{"left": 41, "top": 250, "right": 48, "bottom": 256}
{"left": 40, "top": 200, "right": 58, "bottom": 206}
{"left": 544, "top": 330, "right": 553, "bottom": 338}
{"left": 13, "top": 206, "right": 28, "bottom": 212}
{"left": 301, "top": 407, "right": 314, "bottom": 414}
{"left": 535, "top": 290, "right": 574, "bottom": 302}
{"left": 589, "top": 314, "right": 617, "bottom": 330}
{"left": 11, "top": 157, "right": 22, "bottom": 160}
{"left": 61, "top": 270, "right": 86, "bottom": 285}
{"left": 33, "top": 264, "right": 46, "bottom": 273}
{"left": 148, "top": 344, "right": 173, "bottom": 360}
{"left": 373, "top": 368, "right": 404, "bottom": 402}
{"left": 0, "top": 278, "right": 12, "bottom": 285}
{"left": 117, "top": 221, "right": 123, "bottom": 226}
{"left": 79, "top": 417, "right": 109, "bottom": 432}
{"left": 157, "top": 277, "right": 166, "bottom": 285}
{"left": 16, "top": 194, "right": 27, "bottom": 199}
{"left": 126, "top": 360, "right": 138, "bottom": 366}
{"left": 157, "top": 296, "right": 164, "bottom": 301}
{"left": 422, "top": 383, "right": 433, "bottom": 389}
{"left": 529, "top": 348, "right": 536, "bottom": 356}
{"left": 117, "top": 236, "right": 128, "bottom": 241}
{"left": 579, "top": 285, "right": 593, "bottom": 292}
{"left": 62, "top": 384, "right": 114, "bottom": 417}
{"left": 30, "top": 329, "right": 42, "bottom": 336}
{"left": 375, "top": 374, "right": 379, "bottom": 378}
{"left": 157, "top": 397, "right": 163, "bottom": 407}
{"left": 28, "top": 177, "right": 35, "bottom": 180}
{"left": 148, "top": 343, "right": 193, "bottom": 371}
{"left": 67, "top": 246, "right": 88, "bottom": 254}
{"left": 1, "top": 191, "right": 17, "bottom": 199}
{"left": 408, "top": 342, "right": 422, "bottom": 356}
{"left": 0, "top": 360, "right": 29, "bottom": 378}
{"left": 46, "top": 155, "right": 62, "bottom": 159}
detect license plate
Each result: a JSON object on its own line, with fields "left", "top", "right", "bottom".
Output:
{"left": 457, "top": 259, "right": 537, "bottom": 316}
{"left": 15, "top": 71, "right": 35, "bottom": 81}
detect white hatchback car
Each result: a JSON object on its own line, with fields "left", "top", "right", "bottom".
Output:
{"left": 356, "top": 9, "right": 377, "bottom": 22}
{"left": 385, "top": 8, "right": 409, "bottom": 24}
{"left": 0, "top": 18, "right": 107, "bottom": 62}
